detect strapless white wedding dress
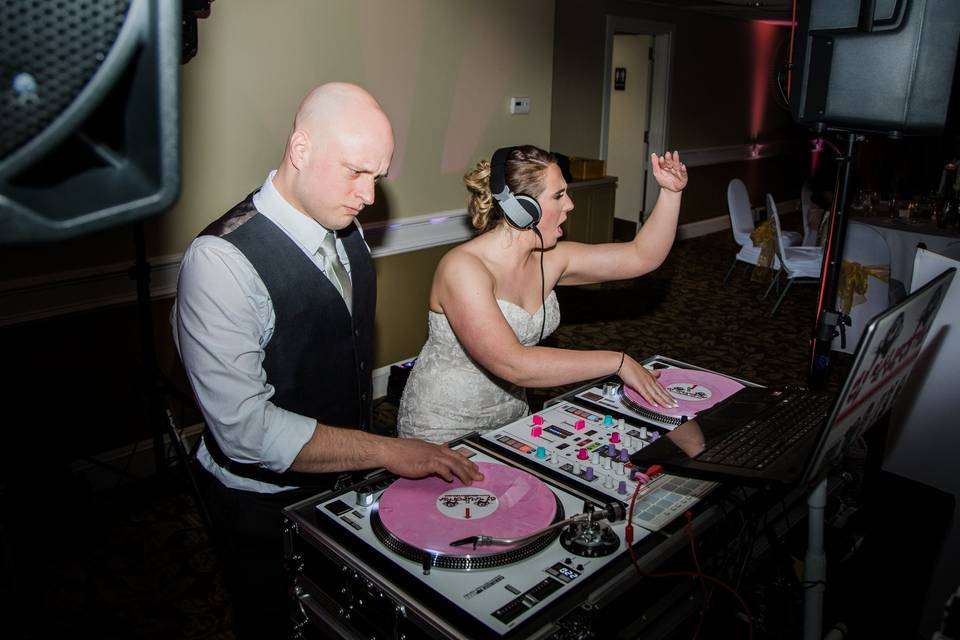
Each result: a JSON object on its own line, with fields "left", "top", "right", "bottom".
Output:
{"left": 397, "top": 291, "right": 561, "bottom": 443}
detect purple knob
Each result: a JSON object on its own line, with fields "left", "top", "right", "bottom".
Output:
{"left": 617, "top": 480, "right": 628, "bottom": 495}
{"left": 585, "top": 467, "right": 595, "bottom": 481}
{"left": 619, "top": 449, "right": 630, "bottom": 463}
{"left": 606, "top": 444, "right": 616, "bottom": 457}
{"left": 649, "top": 431, "right": 660, "bottom": 442}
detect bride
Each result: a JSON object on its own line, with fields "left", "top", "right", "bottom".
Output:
{"left": 398, "top": 145, "right": 687, "bottom": 443}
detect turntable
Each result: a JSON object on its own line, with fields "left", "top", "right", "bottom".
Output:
{"left": 567, "top": 355, "right": 752, "bottom": 429}
{"left": 285, "top": 445, "right": 645, "bottom": 639}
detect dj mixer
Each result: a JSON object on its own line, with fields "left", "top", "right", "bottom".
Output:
{"left": 283, "top": 356, "right": 754, "bottom": 639}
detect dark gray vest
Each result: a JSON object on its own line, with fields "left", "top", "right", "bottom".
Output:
{"left": 199, "top": 192, "right": 376, "bottom": 487}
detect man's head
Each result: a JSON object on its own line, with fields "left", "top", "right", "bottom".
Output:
{"left": 275, "top": 83, "right": 394, "bottom": 230}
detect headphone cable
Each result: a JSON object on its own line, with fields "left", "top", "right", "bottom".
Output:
{"left": 533, "top": 227, "right": 546, "bottom": 343}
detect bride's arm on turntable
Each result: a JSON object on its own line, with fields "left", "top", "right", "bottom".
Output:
{"left": 290, "top": 425, "right": 485, "bottom": 484}
{"left": 435, "top": 252, "right": 678, "bottom": 408}
{"left": 553, "top": 151, "right": 687, "bottom": 286}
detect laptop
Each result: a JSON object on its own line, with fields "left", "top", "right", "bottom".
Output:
{"left": 630, "top": 267, "right": 955, "bottom": 487}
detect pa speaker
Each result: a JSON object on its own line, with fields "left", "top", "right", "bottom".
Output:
{"left": 791, "top": 0, "right": 960, "bottom": 136}
{"left": 0, "top": 0, "right": 181, "bottom": 244}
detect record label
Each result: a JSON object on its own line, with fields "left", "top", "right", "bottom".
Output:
{"left": 666, "top": 382, "right": 714, "bottom": 402}
{"left": 436, "top": 487, "right": 499, "bottom": 520}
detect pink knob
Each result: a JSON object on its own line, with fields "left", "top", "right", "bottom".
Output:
{"left": 610, "top": 432, "right": 621, "bottom": 444}
{"left": 531, "top": 426, "right": 542, "bottom": 437}
{"left": 532, "top": 415, "right": 545, "bottom": 426}
{"left": 575, "top": 419, "right": 586, "bottom": 431}
{"left": 577, "top": 447, "right": 589, "bottom": 460}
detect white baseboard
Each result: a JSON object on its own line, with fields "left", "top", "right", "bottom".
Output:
{"left": 677, "top": 214, "right": 729, "bottom": 240}
{"left": 675, "top": 197, "right": 801, "bottom": 241}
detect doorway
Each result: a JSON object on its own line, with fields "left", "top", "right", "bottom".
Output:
{"left": 601, "top": 17, "right": 674, "bottom": 232}
{"left": 607, "top": 34, "right": 653, "bottom": 227}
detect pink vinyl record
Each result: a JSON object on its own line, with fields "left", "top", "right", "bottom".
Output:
{"left": 377, "top": 462, "right": 557, "bottom": 556}
{"left": 623, "top": 368, "right": 744, "bottom": 420}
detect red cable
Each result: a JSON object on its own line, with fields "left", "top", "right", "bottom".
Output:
{"left": 624, "top": 471, "right": 754, "bottom": 639}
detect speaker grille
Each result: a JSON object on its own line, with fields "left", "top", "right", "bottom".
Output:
{"left": 0, "top": 0, "right": 131, "bottom": 160}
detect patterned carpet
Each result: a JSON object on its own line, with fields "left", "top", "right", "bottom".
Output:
{"left": 2, "top": 222, "right": 851, "bottom": 640}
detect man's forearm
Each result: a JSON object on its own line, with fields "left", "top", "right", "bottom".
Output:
{"left": 288, "top": 422, "right": 389, "bottom": 473}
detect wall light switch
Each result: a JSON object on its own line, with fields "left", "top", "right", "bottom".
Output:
{"left": 509, "top": 96, "right": 530, "bottom": 115}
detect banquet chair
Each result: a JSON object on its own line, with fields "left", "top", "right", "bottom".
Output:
{"left": 766, "top": 194, "right": 824, "bottom": 316}
{"left": 830, "top": 221, "right": 891, "bottom": 354}
{"left": 723, "top": 179, "right": 799, "bottom": 285}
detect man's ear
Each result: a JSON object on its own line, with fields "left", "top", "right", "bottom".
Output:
{"left": 288, "top": 129, "right": 310, "bottom": 170}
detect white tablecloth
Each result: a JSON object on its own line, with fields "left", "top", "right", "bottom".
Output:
{"left": 851, "top": 217, "right": 960, "bottom": 296}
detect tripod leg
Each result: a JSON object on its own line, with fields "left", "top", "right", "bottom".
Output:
{"left": 161, "top": 405, "right": 213, "bottom": 532}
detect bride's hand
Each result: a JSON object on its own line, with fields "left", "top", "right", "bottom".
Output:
{"left": 651, "top": 151, "right": 687, "bottom": 193}
{"left": 619, "top": 356, "right": 678, "bottom": 408}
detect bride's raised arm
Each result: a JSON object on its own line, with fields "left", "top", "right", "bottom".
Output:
{"left": 555, "top": 151, "right": 687, "bottom": 286}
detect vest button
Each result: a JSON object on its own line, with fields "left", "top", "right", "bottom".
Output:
{"left": 359, "top": 360, "right": 366, "bottom": 371}
{"left": 361, "top": 392, "right": 368, "bottom": 402}
{"left": 353, "top": 328, "right": 360, "bottom": 337}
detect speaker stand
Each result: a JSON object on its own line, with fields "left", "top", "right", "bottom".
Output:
{"left": 808, "top": 132, "right": 861, "bottom": 389}
{"left": 129, "top": 221, "right": 210, "bottom": 529}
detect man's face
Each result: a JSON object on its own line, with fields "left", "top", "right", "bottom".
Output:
{"left": 294, "top": 123, "right": 394, "bottom": 230}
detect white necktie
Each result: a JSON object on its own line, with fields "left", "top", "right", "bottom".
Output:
{"left": 317, "top": 232, "right": 352, "bottom": 311}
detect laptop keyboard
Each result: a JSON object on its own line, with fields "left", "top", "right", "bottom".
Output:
{"left": 697, "top": 391, "right": 833, "bottom": 470}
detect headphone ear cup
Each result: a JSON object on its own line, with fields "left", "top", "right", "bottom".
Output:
{"left": 515, "top": 194, "right": 541, "bottom": 227}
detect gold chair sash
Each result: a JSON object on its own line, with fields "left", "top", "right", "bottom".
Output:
{"left": 750, "top": 220, "right": 776, "bottom": 281}
{"left": 838, "top": 260, "right": 890, "bottom": 315}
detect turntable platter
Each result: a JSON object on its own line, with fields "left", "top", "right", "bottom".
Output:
{"left": 621, "top": 368, "right": 744, "bottom": 424}
{"left": 373, "top": 462, "right": 563, "bottom": 570}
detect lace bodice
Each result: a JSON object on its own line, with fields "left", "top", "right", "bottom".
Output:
{"left": 397, "top": 291, "right": 561, "bottom": 443}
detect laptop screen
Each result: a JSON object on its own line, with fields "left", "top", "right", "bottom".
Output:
{"left": 801, "top": 266, "right": 956, "bottom": 484}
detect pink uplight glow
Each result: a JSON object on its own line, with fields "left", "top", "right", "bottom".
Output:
{"left": 810, "top": 137, "right": 824, "bottom": 177}
{"left": 749, "top": 21, "right": 779, "bottom": 140}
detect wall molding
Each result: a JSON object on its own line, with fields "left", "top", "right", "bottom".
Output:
{"left": 0, "top": 198, "right": 804, "bottom": 327}
{"left": 0, "top": 209, "right": 475, "bottom": 327}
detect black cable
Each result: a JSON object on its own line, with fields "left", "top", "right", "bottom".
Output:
{"left": 533, "top": 227, "right": 546, "bottom": 343}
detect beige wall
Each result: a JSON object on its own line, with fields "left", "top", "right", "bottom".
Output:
{"left": 2, "top": 0, "right": 557, "bottom": 369}
{"left": 1, "top": 0, "right": 555, "bottom": 278}
{"left": 172, "top": 0, "right": 555, "bottom": 255}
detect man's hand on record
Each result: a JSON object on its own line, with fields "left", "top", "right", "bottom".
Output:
{"left": 384, "top": 438, "right": 485, "bottom": 485}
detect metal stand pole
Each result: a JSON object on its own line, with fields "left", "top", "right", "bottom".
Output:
{"left": 808, "top": 133, "right": 861, "bottom": 390}
{"left": 804, "top": 478, "right": 828, "bottom": 640}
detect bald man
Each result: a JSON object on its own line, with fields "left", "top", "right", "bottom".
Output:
{"left": 172, "top": 83, "right": 481, "bottom": 638}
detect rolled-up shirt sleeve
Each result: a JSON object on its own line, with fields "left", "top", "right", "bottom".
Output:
{"left": 173, "top": 236, "right": 316, "bottom": 474}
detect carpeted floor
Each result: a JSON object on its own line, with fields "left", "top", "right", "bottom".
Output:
{"left": 4, "top": 222, "right": 872, "bottom": 640}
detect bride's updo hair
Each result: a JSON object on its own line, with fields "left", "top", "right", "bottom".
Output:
{"left": 464, "top": 145, "right": 557, "bottom": 233}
